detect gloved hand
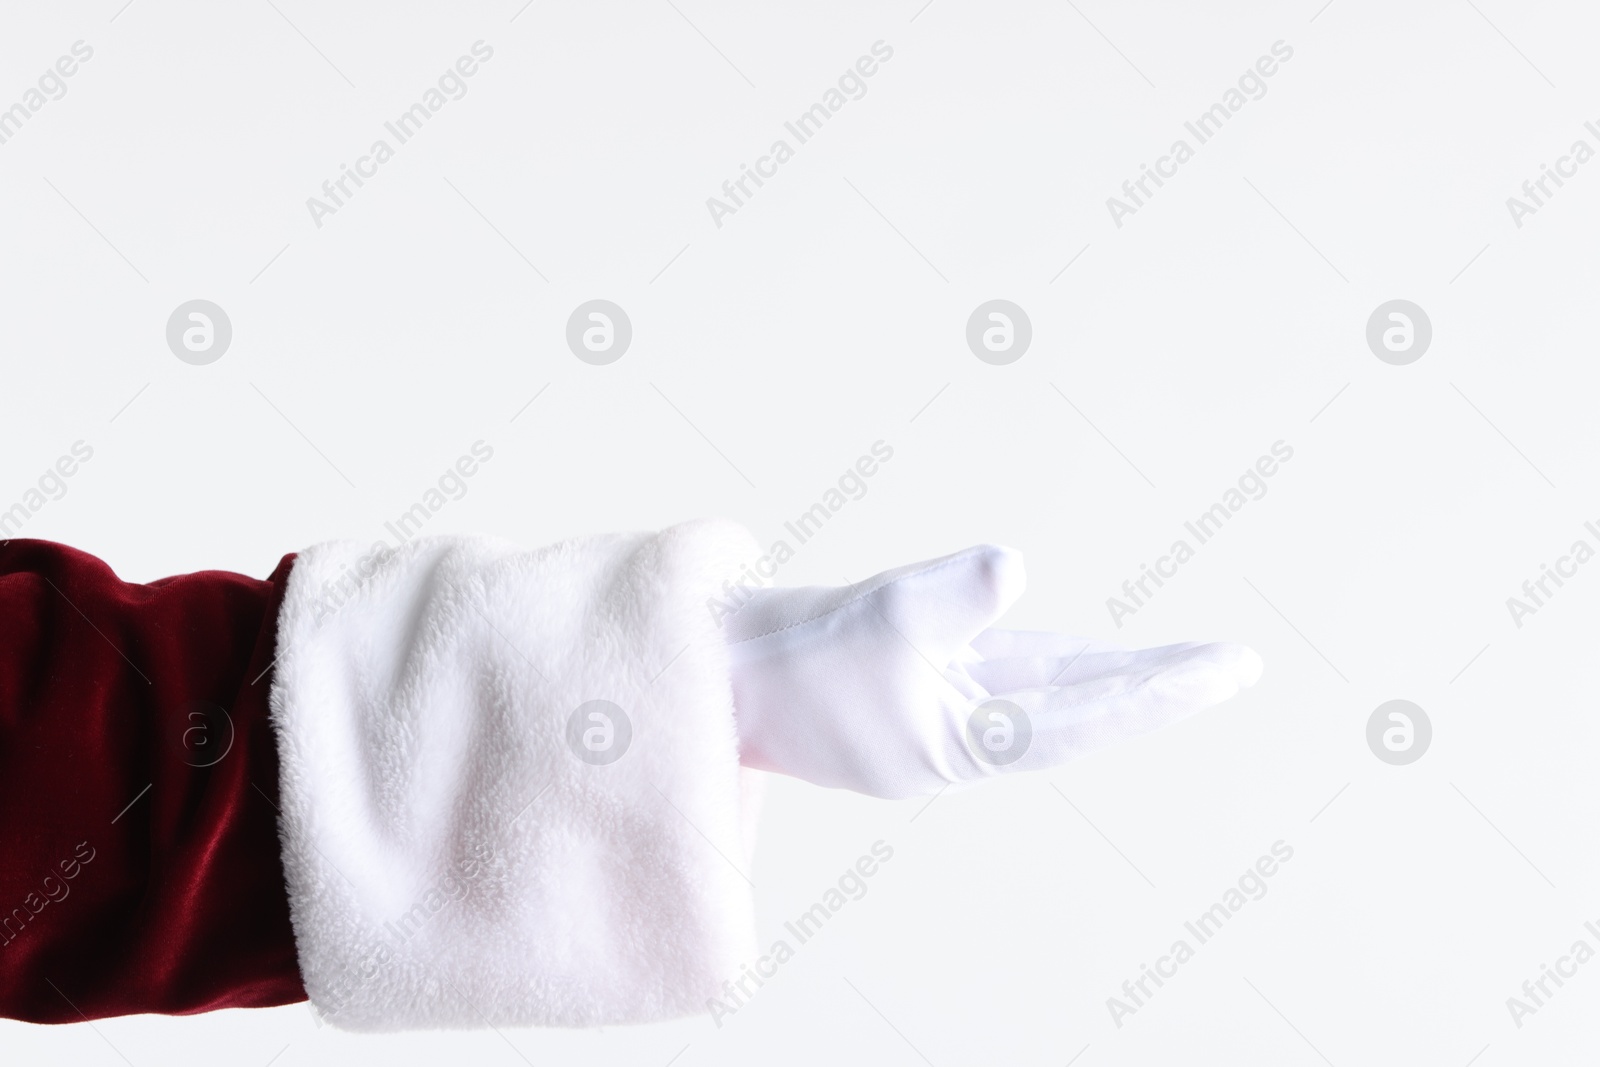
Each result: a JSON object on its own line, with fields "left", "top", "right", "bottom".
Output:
{"left": 723, "top": 545, "right": 1262, "bottom": 799}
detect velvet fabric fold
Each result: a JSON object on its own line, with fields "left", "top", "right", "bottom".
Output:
{"left": 0, "top": 540, "right": 306, "bottom": 1023}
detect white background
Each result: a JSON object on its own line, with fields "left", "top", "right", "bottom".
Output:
{"left": 3, "top": 0, "right": 1598, "bottom": 1063}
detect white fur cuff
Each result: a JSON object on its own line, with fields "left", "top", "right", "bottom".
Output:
{"left": 268, "top": 521, "right": 763, "bottom": 1030}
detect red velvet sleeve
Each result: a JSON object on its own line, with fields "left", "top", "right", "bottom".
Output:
{"left": 0, "top": 539, "right": 307, "bottom": 1023}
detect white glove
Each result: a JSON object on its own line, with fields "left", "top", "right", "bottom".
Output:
{"left": 723, "top": 545, "right": 1263, "bottom": 799}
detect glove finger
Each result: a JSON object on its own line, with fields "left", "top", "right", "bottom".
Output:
{"left": 962, "top": 642, "right": 1261, "bottom": 774}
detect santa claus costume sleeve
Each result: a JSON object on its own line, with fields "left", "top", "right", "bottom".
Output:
{"left": 0, "top": 520, "right": 765, "bottom": 1030}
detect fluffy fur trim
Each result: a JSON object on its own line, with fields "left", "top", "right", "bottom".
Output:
{"left": 268, "top": 521, "right": 762, "bottom": 1030}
